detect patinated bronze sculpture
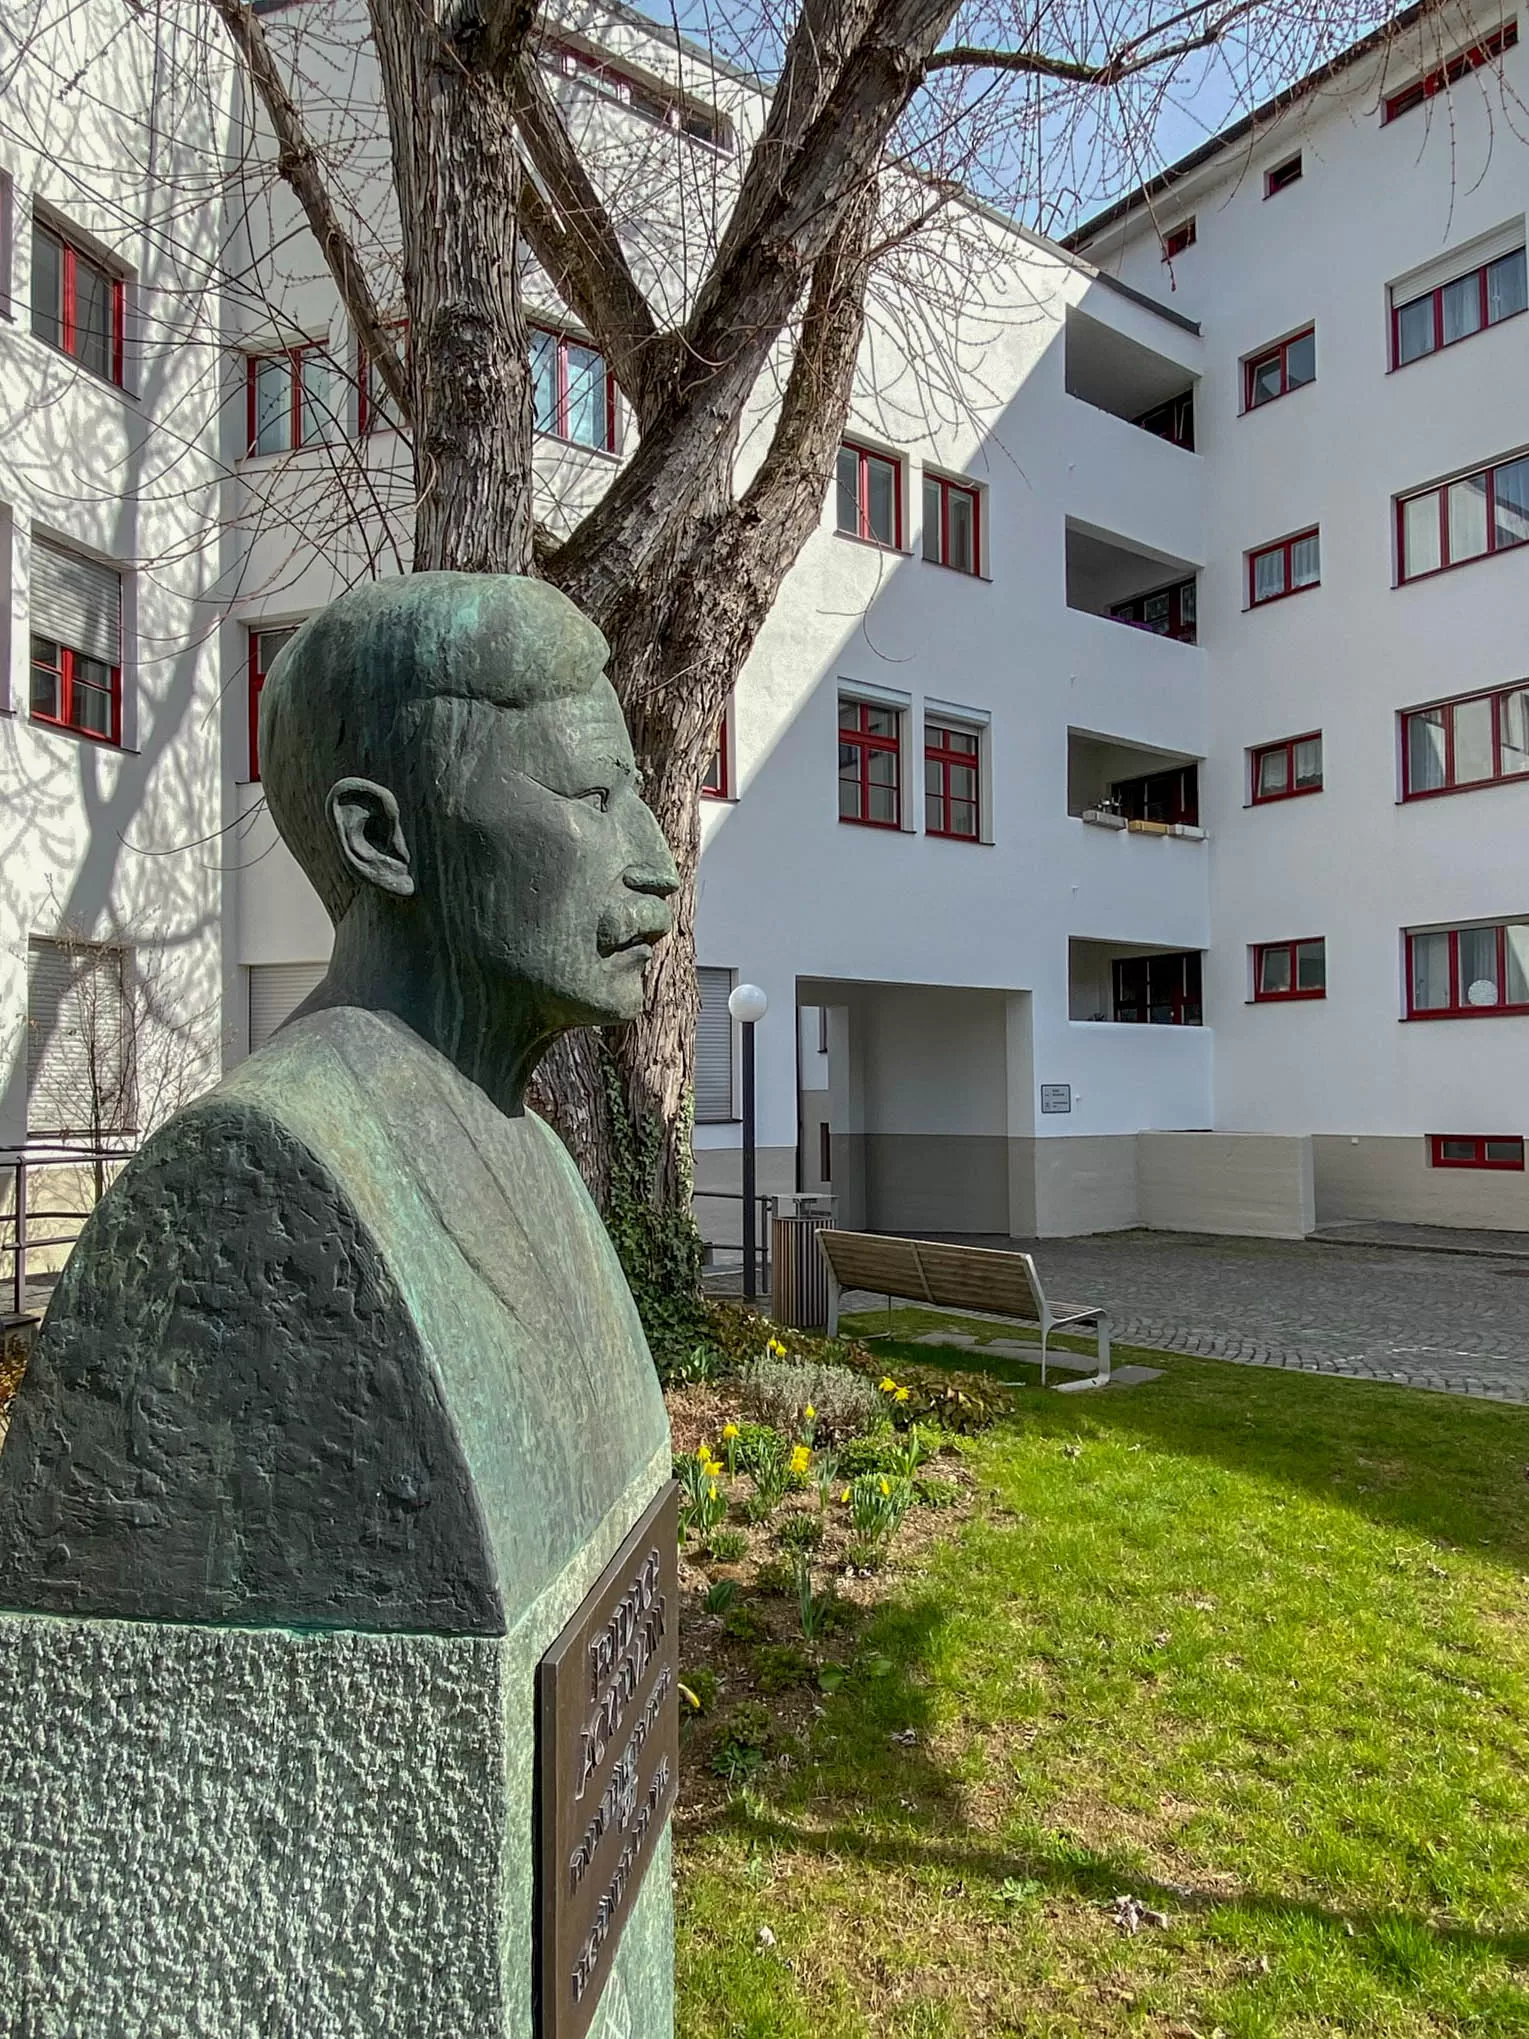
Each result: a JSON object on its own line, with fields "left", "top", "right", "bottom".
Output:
{"left": 0, "top": 574, "right": 681, "bottom": 2037}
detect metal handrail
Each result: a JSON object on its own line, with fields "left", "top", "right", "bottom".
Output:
{"left": 1, "top": 1141, "right": 136, "bottom": 1322}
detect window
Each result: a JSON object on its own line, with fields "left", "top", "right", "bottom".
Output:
{"left": 1249, "top": 528, "right": 1320, "bottom": 606}
{"left": 248, "top": 625, "right": 298, "bottom": 780}
{"left": 1382, "top": 21, "right": 1518, "bottom": 123}
{"left": 1251, "top": 732, "right": 1323, "bottom": 803}
{"left": 1244, "top": 328, "right": 1315, "bottom": 409}
{"left": 1264, "top": 154, "right": 1303, "bottom": 197}
{"left": 530, "top": 325, "right": 617, "bottom": 452}
{"left": 1406, "top": 921, "right": 1529, "bottom": 1018}
{"left": 1113, "top": 951, "right": 1202, "bottom": 1026}
{"left": 1111, "top": 763, "right": 1198, "bottom": 825}
{"left": 1393, "top": 247, "right": 1526, "bottom": 367}
{"left": 1253, "top": 938, "right": 1326, "bottom": 1001}
{"left": 1430, "top": 1133, "right": 1525, "bottom": 1170}
{"left": 246, "top": 344, "right": 345, "bottom": 455}
{"left": 31, "top": 220, "right": 125, "bottom": 386}
{"left": 1162, "top": 220, "right": 1196, "bottom": 259}
{"left": 702, "top": 700, "right": 730, "bottom": 800}
{"left": 1134, "top": 390, "right": 1195, "bottom": 450}
{"left": 358, "top": 320, "right": 409, "bottom": 434}
{"left": 836, "top": 443, "right": 902, "bottom": 548}
{"left": 249, "top": 961, "right": 328, "bottom": 1052}
{"left": 1402, "top": 684, "right": 1529, "bottom": 798}
{"left": 29, "top": 538, "right": 122, "bottom": 746}
{"left": 26, "top": 937, "right": 134, "bottom": 1138}
{"left": 1109, "top": 577, "right": 1196, "bottom": 643}
{"left": 924, "top": 721, "right": 981, "bottom": 839}
{"left": 695, "top": 967, "right": 735, "bottom": 1122}
{"left": 1397, "top": 452, "right": 1529, "bottom": 581}
{"left": 548, "top": 41, "right": 731, "bottom": 150}
{"left": 922, "top": 474, "right": 980, "bottom": 574}
{"left": 838, "top": 698, "right": 900, "bottom": 828}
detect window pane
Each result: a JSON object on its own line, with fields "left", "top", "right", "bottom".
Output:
{"left": 1486, "top": 248, "right": 1527, "bottom": 324}
{"left": 1498, "top": 688, "right": 1529, "bottom": 776}
{"left": 564, "top": 343, "right": 606, "bottom": 448}
{"left": 867, "top": 780, "right": 897, "bottom": 824}
{"left": 838, "top": 773, "right": 861, "bottom": 820}
{"left": 1410, "top": 931, "right": 1450, "bottom": 1010}
{"left": 1440, "top": 272, "right": 1482, "bottom": 345}
{"left": 865, "top": 457, "right": 896, "bottom": 545}
{"left": 253, "top": 356, "right": 290, "bottom": 455}
{"left": 1285, "top": 331, "right": 1315, "bottom": 387}
{"left": 836, "top": 447, "right": 859, "bottom": 534}
{"left": 1485, "top": 1138, "right": 1524, "bottom": 1164}
{"left": 1249, "top": 354, "right": 1282, "bottom": 406}
{"left": 1291, "top": 533, "right": 1320, "bottom": 586}
{"left": 922, "top": 477, "right": 941, "bottom": 562}
{"left": 299, "top": 351, "right": 342, "bottom": 445}
{"left": 1401, "top": 491, "right": 1441, "bottom": 577}
{"left": 949, "top": 800, "right": 977, "bottom": 837}
{"left": 31, "top": 227, "right": 62, "bottom": 349}
{"left": 1253, "top": 549, "right": 1285, "bottom": 602}
{"left": 865, "top": 706, "right": 897, "bottom": 739}
{"left": 1507, "top": 925, "right": 1529, "bottom": 1005}
{"left": 1395, "top": 295, "right": 1434, "bottom": 364}
{"left": 30, "top": 638, "right": 61, "bottom": 719}
{"left": 949, "top": 763, "right": 977, "bottom": 802}
{"left": 947, "top": 489, "right": 974, "bottom": 572}
{"left": 1440, "top": 1138, "right": 1476, "bottom": 1161}
{"left": 838, "top": 699, "right": 860, "bottom": 731}
{"left": 867, "top": 748, "right": 897, "bottom": 787}
{"left": 1296, "top": 940, "right": 1326, "bottom": 992}
{"left": 74, "top": 257, "right": 113, "bottom": 379}
{"left": 1492, "top": 456, "right": 1529, "bottom": 551}
{"left": 530, "top": 330, "right": 557, "bottom": 434}
{"left": 1293, "top": 737, "right": 1322, "bottom": 787}
{"left": 1142, "top": 592, "right": 1170, "bottom": 633}
{"left": 1452, "top": 694, "right": 1495, "bottom": 783}
{"left": 1259, "top": 947, "right": 1292, "bottom": 995}
{"left": 1447, "top": 474, "right": 1489, "bottom": 561}
{"left": 1459, "top": 926, "right": 1500, "bottom": 1005}
{"left": 1407, "top": 709, "right": 1447, "bottom": 792}
{"left": 1257, "top": 748, "right": 1289, "bottom": 797}
{"left": 73, "top": 660, "right": 113, "bottom": 737}
{"left": 950, "top": 729, "right": 978, "bottom": 755}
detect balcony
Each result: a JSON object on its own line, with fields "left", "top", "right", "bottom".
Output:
{"left": 1068, "top": 733, "right": 1204, "bottom": 838}
{"left": 1066, "top": 520, "right": 1200, "bottom": 644}
{"left": 1069, "top": 939, "right": 1205, "bottom": 1027}
{"left": 1065, "top": 305, "right": 1197, "bottom": 448}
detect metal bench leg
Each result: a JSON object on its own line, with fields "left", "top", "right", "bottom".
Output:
{"left": 826, "top": 1269, "right": 842, "bottom": 1339}
{"left": 1096, "top": 1314, "right": 1111, "bottom": 1386}
{"left": 1039, "top": 1316, "right": 1049, "bottom": 1388}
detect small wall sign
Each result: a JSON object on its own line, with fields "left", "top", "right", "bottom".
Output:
{"left": 1040, "top": 1084, "right": 1072, "bottom": 1115}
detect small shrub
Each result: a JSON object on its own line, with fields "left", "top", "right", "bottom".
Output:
{"left": 668, "top": 1342, "right": 725, "bottom": 1385}
{"left": 756, "top": 1642, "right": 814, "bottom": 1693}
{"left": 683, "top": 1666, "right": 719, "bottom": 1713}
{"left": 740, "top": 1355, "right": 884, "bottom": 1442}
{"left": 837, "top": 1433, "right": 916, "bottom": 1481}
{"left": 722, "top": 1601, "right": 768, "bottom": 1644}
{"left": 776, "top": 1511, "right": 824, "bottom": 1553}
{"left": 709, "top": 1698, "right": 775, "bottom": 1783}
{"left": 914, "top": 1474, "right": 962, "bottom": 1509}
{"left": 846, "top": 1536, "right": 885, "bottom": 1572}
{"left": 706, "top": 1527, "right": 748, "bottom": 1563}
{"left": 703, "top": 1579, "right": 739, "bottom": 1617}
{"left": 732, "top": 1421, "right": 788, "bottom": 1478}
{"left": 754, "top": 1557, "right": 797, "bottom": 1598}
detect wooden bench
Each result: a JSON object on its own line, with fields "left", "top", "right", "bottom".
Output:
{"left": 816, "top": 1230, "right": 1112, "bottom": 1390}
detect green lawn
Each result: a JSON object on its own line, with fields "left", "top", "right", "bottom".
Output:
{"left": 675, "top": 1317, "right": 1529, "bottom": 2037}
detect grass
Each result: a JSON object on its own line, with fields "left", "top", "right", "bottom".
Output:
{"left": 675, "top": 1316, "right": 1529, "bottom": 2038}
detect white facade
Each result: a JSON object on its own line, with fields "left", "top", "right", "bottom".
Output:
{"left": 2, "top": 0, "right": 1526, "bottom": 1240}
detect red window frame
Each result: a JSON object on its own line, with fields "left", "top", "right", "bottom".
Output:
{"left": 357, "top": 319, "right": 409, "bottom": 435}
{"left": 837, "top": 442, "right": 903, "bottom": 549}
{"left": 1250, "top": 731, "right": 1323, "bottom": 804}
{"left": 1253, "top": 938, "right": 1326, "bottom": 1002}
{"left": 702, "top": 700, "right": 730, "bottom": 800}
{"left": 924, "top": 721, "right": 981, "bottom": 840}
{"left": 838, "top": 698, "right": 901, "bottom": 830}
{"left": 245, "top": 344, "right": 342, "bottom": 456}
{"left": 1405, "top": 923, "right": 1529, "bottom": 1019}
{"left": 29, "top": 637, "right": 122, "bottom": 748}
{"left": 1248, "top": 528, "right": 1320, "bottom": 607}
{"left": 1109, "top": 576, "right": 1197, "bottom": 643}
{"left": 1244, "top": 328, "right": 1315, "bottom": 410}
{"left": 1382, "top": 22, "right": 1518, "bottom": 123}
{"left": 529, "top": 324, "right": 618, "bottom": 453}
{"left": 1111, "top": 762, "right": 1199, "bottom": 826}
{"left": 1391, "top": 249, "right": 1527, "bottom": 368}
{"left": 32, "top": 221, "right": 125, "bottom": 387}
{"left": 1112, "top": 950, "right": 1203, "bottom": 1026}
{"left": 1401, "top": 684, "right": 1529, "bottom": 799}
{"left": 1396, "top": 453, "right": 1529, "bottom": 582}
{"left": 1429, "top": 1133, "right": 1525, "bottom": 1170}
{"left": 1264, "top": 154, "right": 1302, "bottom": 197}
{"left": 922, "top": 474, "right": 980, "bottom": 574}
{"left": 247, "top": 625, "right": 299, "bottom": 780}
{"left": 1162, "top": 220, "right": 1196, "bottom": 259}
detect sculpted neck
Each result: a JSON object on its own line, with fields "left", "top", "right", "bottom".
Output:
{"left": 307, "top": 896, "right": 556, "bottom": 1118}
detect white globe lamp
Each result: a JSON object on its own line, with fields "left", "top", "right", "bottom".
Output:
{"left": 728, "top": 983, "right": 768, "bottom": 1025}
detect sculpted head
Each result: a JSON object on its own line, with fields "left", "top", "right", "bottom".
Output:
{"left": 259, "top": 574, "right": 678, "bottom": 1082}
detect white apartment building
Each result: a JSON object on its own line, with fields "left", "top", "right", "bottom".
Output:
{"left": 2, "top": 0, "right": 1526, "bottom": 1252}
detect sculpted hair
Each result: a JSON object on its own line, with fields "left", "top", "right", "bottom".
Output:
{"left": 259, "top": 572, "right": 610, "bottom": 923}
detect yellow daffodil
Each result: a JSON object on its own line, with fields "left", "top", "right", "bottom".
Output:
{"left": 894, "top": 1386, "right": 910, "bottom": 1404}
{"left": 695, "top": 1444, "right": 710, "bottom": 1461}
{"left": 840, "top": 1487, "right": 851, "bottom": 1504}
{"left": 879, "top": 1376, "right": 897, "bottom": 1393}
{"left": 879, "top": 1477, "right": 890, "bottom": 1495}
{"left": 708, "top": 1482, "right": 718, "bottom": 1500}
{"left": 789, "top": 1445, "right": 811, "bottom": 1475}
{"left": 803, "top": 1404, "right": 816, "bottom": 1421}
{"left": 722, "top": 1422, "right": 739, "bottom": 1440}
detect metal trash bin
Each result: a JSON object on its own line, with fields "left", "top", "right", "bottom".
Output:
{"left": 770, "top": 1197, "right": 837, "bottom": 1330}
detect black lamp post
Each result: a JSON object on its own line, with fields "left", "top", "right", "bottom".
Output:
{"left": 728, "top": 982, "right": 768, "bottom": 1300}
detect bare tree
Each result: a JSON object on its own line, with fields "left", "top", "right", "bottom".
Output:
{"left": 207, "top": 0, "right": 1403, "bottom": 1227}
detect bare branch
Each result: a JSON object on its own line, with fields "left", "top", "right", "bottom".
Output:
{"left": 926, "top": 6, "right": 1261, "bottom": 88}
{"left": 206, "top": 0, "right": 411, "bottom": 422}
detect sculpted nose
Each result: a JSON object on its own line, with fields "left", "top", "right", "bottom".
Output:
{"left": 624, "top": 805, "right": 679, "bottom": 899}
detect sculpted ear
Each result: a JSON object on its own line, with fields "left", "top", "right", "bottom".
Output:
{"left": 327, "top": 777, "right": 416, "bottom": 899}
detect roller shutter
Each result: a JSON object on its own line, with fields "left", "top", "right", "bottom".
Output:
{"left": 695, "top": 967, "right": 735, "bottom": 1123}
{"left": 1391, "top": 219, "right": 1525, "bottom": 305}
{"left": 26, "top": 937, "right": 133, "bottom": 1137}
{"left": 31, "top": 537, "right": 122, "bottom": 664}
{"left": 248, "top": 961, "right": 327, "bottom": 1051}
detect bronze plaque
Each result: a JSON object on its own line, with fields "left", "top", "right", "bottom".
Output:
{"left": 536, "top": 1480, "right": 679, "bottom": 2039}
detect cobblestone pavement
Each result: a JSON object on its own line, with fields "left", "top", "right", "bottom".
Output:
{"left": 839, "top": 1230, "right": 1529, "bottom": 1404}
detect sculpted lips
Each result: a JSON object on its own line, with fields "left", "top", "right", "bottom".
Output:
{"left": 596, "top": 905, "right": 672, "bottom": 958}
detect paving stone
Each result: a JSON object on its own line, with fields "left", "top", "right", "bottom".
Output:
{"left": 911, "top": 1330, "right": 976, "bottom": 1347}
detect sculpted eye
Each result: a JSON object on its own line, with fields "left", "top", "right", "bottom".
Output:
{"left": 578, "top": 788, "right": 611, "bottom": 812}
